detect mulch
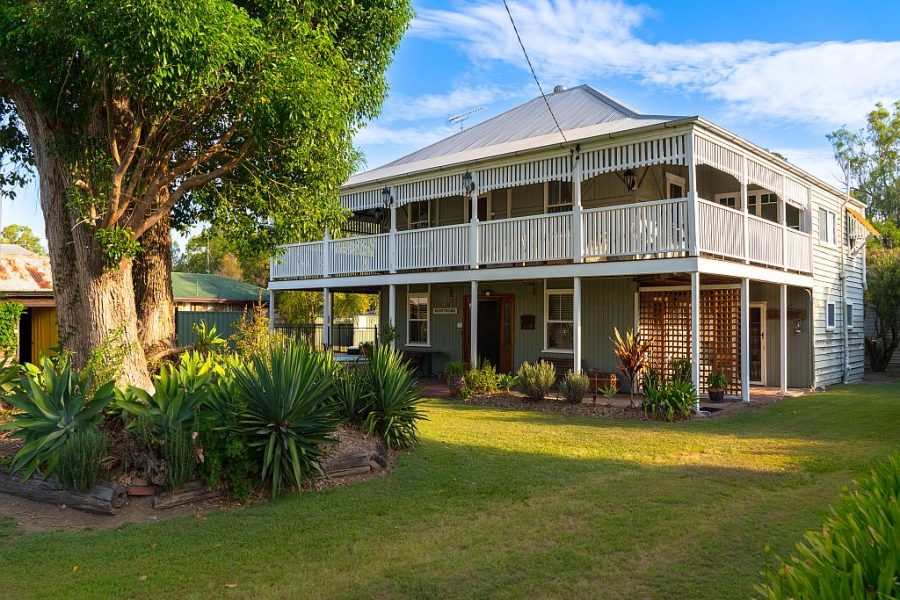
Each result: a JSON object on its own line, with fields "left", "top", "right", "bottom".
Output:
{"left": 459, "top": 393, "right": 652, "bottom": 420}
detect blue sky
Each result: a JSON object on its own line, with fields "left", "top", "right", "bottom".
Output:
{"left": 6, "top": 0, "right": 900, "bottom": 245}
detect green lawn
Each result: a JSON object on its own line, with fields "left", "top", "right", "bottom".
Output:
{"left": 1, "top": 383, "right": 899, "bottom": 599}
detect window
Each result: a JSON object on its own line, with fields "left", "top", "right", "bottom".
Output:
{"left": 846, "top": 303, "right": 855, "bottom": 330}
{"left": 819, "top": 208, "right": 836, "bottom": 244}
{"left": 759, "top": 192, "right": 778, "bottom": 221}
{"left": 826, "top": 300, "right": 836, "bottom": 331}
{"left": 546, "top": 181, "right": 572, "bottom": 213}
{"left": 545, "top": 289, "right": 574, "bottom": 352}
{"left": 715, "top": 192, "right": 738, "bottom": 209}
{"left": 407, "top": 287, "right": 429, "bottom": 345}
{"left": 665, "top": 173, "right": 685, "bottom": 199}
{"left": 409, "top": 201, "right": 430, "bottom": 229}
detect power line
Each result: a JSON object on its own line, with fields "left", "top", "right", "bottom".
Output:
{"left": 502, "top": 0, "right": 569, "bottom": 146}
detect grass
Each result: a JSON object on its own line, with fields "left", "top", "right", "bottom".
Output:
{"left": 1, "top": 383, "right": 899, "bottom": 599}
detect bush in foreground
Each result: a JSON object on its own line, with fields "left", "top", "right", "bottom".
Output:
{"left": 558, "top": 370, "right": 590, "bottom": 404}
{"left": 758, "top": 455, "right": 900, "bottom": 599}
{"left": 517, "top": 361, "right": 556, "bottom": 401}
{"left": 363, "top": 346, "right": 426, "bottom": 449}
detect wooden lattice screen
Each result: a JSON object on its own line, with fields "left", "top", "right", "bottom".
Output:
{"left": 639, "top": 288, "right": 742, "bottom": 394}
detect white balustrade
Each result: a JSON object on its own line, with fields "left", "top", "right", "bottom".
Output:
{"left": 272, "top": 242, "right": 323, "bottom": 279}
{"left": 785, "top": 228, "right": 812, "bottom": 272}
{"left": 396, "top": 224, "right": 469, "bottom": 270}
{"left": 696, "top": 199, "right": 744, "bottom": 260}
{"left": 746, "top": 215, "right": 783, "bottom": 267}
{"left": 583, "top": 198, "right": 688, "bottom": 258}
{"left": 329, "top": 233, "right": 389, "bottom": 275}
{"left": 478, "top": 212, "right": 572, "bottom": 264}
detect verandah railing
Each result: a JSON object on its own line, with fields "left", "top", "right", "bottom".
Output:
{"left": 272, "top": 196, "right": 812, "bottom": 279}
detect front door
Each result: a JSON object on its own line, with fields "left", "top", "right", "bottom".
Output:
{"left": 749, "top": 303, "right": 767, "bottom": 385}
{"left": 462, "top": 294, "right": 515, "bottom": 373}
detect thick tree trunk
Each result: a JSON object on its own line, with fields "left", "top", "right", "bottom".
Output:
{"left": 134, "top": 209, "right": 175, "bottom": 358}
{"left": 11, "top": 87, "right": 152, "bottom": 389}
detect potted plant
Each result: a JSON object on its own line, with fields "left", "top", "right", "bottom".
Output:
{"left": 707, "top": 371, "right": 729, "bottom": 403}
{"left": 444, "top": 361, "right": 468, "bottom": 397}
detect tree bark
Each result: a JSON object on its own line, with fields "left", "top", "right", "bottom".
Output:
{"left": 134, "top": 208, "right": 175, "bottom": 358}
{"left": 11, "top": 87, "right": 152, "bottom": 388}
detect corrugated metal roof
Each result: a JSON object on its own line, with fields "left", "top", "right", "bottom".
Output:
{"left": 172, "top": 272, "right": 269, "bottom": 303}
{"left": 347, "top": 85, "right": 685, "bottom": 187}
{"left": 0, "top": 248, "right": 53, "bottom": 294}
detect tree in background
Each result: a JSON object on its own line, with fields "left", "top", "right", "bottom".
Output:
{"left": 0, "top": 1, "right": 411, "bottom": 386}
{"left": 0, "top": 224, "right": 45, "bottom": 254}
{"left": 277, "top": 291, "right": 377, "bottom": 326}
{"left": 864, "top": 247, "right": 900, "bottom": 371}
{"left": 174, "top": 228, "right": 269, "bottom": 287}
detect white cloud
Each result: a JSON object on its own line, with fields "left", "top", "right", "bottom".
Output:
{"left": 355, "top": 122, "right": 457, "bottom": 147}
{"left": 412, "top": 0, "right": 900, "bottom": 127}
{"left": 771, "top": 146, "right": 845, "bottom": 189}
{"left": 379, "top": 85, "right": 530, "bottom": 123}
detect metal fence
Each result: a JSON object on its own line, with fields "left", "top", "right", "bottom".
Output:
{"left": 176, "top": 310, "right": 245, "bottom": 348}
{"left": 274, "top": 324, "right": 378, "bottom": 353}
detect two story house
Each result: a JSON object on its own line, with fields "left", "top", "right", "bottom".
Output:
{"left": 269, "top": 85, "right": 871, "bottom": 402}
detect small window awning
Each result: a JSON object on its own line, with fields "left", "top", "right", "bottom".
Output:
{"left": 846, "top": 206, "right": 880, "bottom": 236}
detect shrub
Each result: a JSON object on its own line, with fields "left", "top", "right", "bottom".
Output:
{"left": 1, "top": 355, "right": 116, "bottom": 479}
{"left": 517, "top": 361, "right": 556, "bottom": 401}
{"left": 198, "top": 377, "right": 257, "bottom": 502}
{"left": 231, "top": 302, "right": 287, "bottom": 359}
{"left": 497, "top": 373, "right": 518, "bottom": 394}
{"left": 443, "top": 360, "right": 468, "bottom": 380}
{"left": 363, "top": 345, "right": 426, "bottom": 449}
{"left": 559, "top": 370, "right": 590, "bottom": 404}
{"left": 163, "top": 430, "right": 196, "bottom": 490}
{"left": 707, "top": 371, "right": 729, "bottom": 390}
{"left": 642, "top": 379, "right": 695, "bottom": 421}
{"left": 671, "top": 358, "right": 692, "bottom": 384}
{"left": 55, "top": 428, "right": 108, "bottom": 491}
{"left": 461, "top": 360, "right": 499, "bottom": 398}
{"left": 84, "top": 326, "right": 135, "bottom": 391}
{"left": 233, "top": 341, "right": 339, "bottom": 497}
{"left": 191, "top": 321, "right": 228, "bottom": 356}
{"left": 332, "top": 367, "right": 371, "bottom": 423}
{"left": 612, "top": 328, "right": 652, "bottom": 407}
{"left": 758, "top": 455, "right": 900, "bottom": 599}
{"left": 600, "top": 383, "right": 618, "bottom": 401}
{"left": 0, "top": 302, "right": 24, "bottom": 356}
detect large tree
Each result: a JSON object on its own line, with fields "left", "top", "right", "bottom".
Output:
{"left": 0, "top": 1, "right": 411, "bottom": 386}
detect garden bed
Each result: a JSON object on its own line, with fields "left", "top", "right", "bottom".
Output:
{"left": 459, "top": 393, "right": 651, "bottom": 419}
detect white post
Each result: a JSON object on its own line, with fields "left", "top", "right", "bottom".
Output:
{"left": 323, "top": 287, "right": 332, "bottom": 348}
{"left": 470, "top": 280, "right": 478, "bottom": 365}
{"left": 741, "top": 155, "right": 750, "bottom": 263}
{"left": 389, "top": 196, "right": 397, "bottom": 274}
{"left": 573, "top": 276, "right": 582, "bottom": 373}
{"left": 268, "top": 289, "right": 276, "bottom": 331}
{"left": 322, "top": 226, "right": 331, "bottom": 277}
{"left": 780, "top": 283, "right": 788, "bottom": 394}
{"left": 388, "top": 284, "right": 396, "bottom": 349}
{"left": 807, "top": 186, "right": 814, "bottom": 273}
{"left": 741, "top": 278, "right": 750, "bottom": 402}
{"left": 469, "top": 182, "right": 479, "bottom": 270}
{"left": 572, "top": 151, "right": 584, "bottom": 263}
{"left": 779, "top": 194, "right": 788, "bottom": 270}
{"left": 691, "top": 271, "right": 701, "bottom": 411}
{"left": 686, "top": 134, "right": 700, "bottom": 257}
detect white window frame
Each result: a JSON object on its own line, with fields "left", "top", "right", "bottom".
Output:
{"left": 665, "top": 173, "right": 686, "bottom": 199}
{"left": 714, "top": 192, "right": 739, "bottom": 209}
{"left": 544, "top": 288, "right": 574, "bottom": 353}
{"left": 406, "top": 285, "right": 431, "bottom": 347}
{"left": 826, "top": 300, "right": 836, "bottom": 331}
{"left": 819, "top": 207, "right": 836, "bottom": 245}
{"left": 846, "top": 302, "right": 855, "bottom": 330}
{"left": 544, "top": 181, "right": 573, "bottom": 214}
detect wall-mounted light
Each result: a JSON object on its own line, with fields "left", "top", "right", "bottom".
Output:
{"left": 623, "top": 169, "right": 637, "bottom": 191}
{"left": 462, "top": 171, "right": 476, "bottom": 195}
{"left": 381, "top": 186, "right": 393, "bottom": 209}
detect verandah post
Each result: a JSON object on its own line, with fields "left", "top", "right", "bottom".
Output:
{"left": 691, "top": 271, "right": 701, "bottom": 412}
{"left": 388, "top": 284, "right": 396, "bottom": 350}
{"left": 741, "top": 278, "right": 750, "bottom": 402}
{"left": 323, "top": 287, "right": 332, "bottom": 348}
{"left": 780, "top": 283, "right": 788, "bottom": 394}
{"left": 470, "top": 280, "right": 478, "bottom": 366}
{"left": 686, "top": 133, "right": 699, "bottom": 257}
{"left": 573, "top": 276, "right": 582, "bottom": 373}
{"left": 572, "top": 149, "right": 583, "bottom": 263}
{"left": 389, "top": 189, "right": 397, "bottom": 274}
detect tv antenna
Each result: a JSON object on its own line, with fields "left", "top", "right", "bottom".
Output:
{"left": 448, "top": 105, "right": 486, "bottom": 131}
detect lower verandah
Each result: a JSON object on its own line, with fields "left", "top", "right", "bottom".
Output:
{"left": 379, "top": 275, "right": 812, "bottom": 397}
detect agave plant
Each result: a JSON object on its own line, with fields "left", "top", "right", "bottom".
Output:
{"left": 611, "top": 327, "right": 652, "bottom": 408}
{"left": 232, "top": 341, "right": 338, "bottom": 498}
{"left": 363, "top": 346, "right": 426, "bottom": 449}
{"left": 332, "top": 366, "right": 371, "bottom": 424}
{"left": 1, "top": 355, "right": 115, "bottom": 479}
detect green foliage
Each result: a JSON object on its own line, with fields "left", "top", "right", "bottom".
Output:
{"left": 612, "top": 328, "right": 652, "bottom": 404}
{"left": 55, "top": 428, "right": 107, "bottom": 491}
{"left": 671, "top": 358, "right": 692, "bottom": 385}
{"left": 332, "top": 367, "right": 370, "bottom": 424}
{"left": 191, "top": 321, "right": 228, "bottom": 356}
{"left": 443, "top": 361, "right": 468, "bottom": 380}
{"left": 175, "top": 228, "right": 270, "bottom": 287}
{"left": 758, "top": 455, "right": 900, "bottom": 599}
{"left": 232, "top": 341, "right": 338, "bottom": 497}
{"left": 362, "top": 345, "right": 425, "bottom": 449}
{"left": 600, "top": 383, "right": 618, "bottom": 401}
{"left": 277, "top": 291, "right": 378, "bottom": 326}
{"left": 0, "top": 224, "right": 45, "bottom": 254}
{"left": 198, "top": 376, "right": 257, "bottom": 502}
{"left": 94, "top": 226, "right": 142, "bottom": 269}
{"left": 1, "top": 355, "right": 115, "bottom": 479}
{"left": 707, "top": 371, "right": 729, "bottom": 391}
{"left": 559, "top": 371, "right": 590, "bottom": 404}
{"left": 497, "top": 373, "right": 518, "bottom": 394}
{"left": 231, "top": 303, "right": 287, "bottom": 359}
{"left": 865, "top": 248, "right": 900, "bottom": 371}
{"left": 0, "top": 302, "right": 24, "bottom": 355}
{"left": 460, "top": 361, "right": 499, "bottom": 399}
{"left": 83, "top": 326, "right": 136, "bottom": 391}
{"left": 379, "top": 321, "right": 397, "bottom": 346}
{"left": 163, "top": 430, "right": 196, "bottom": 490}
{"left": 516, "top": 361, "right": 557, "bottom": 401}
{"left": 642, "top": 380, "right": 696, "bottom": 421}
